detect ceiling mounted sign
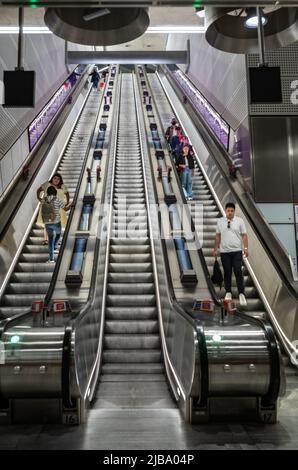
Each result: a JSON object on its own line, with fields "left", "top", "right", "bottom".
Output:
{"left": 44, "top": 7, "right": 150, "bottom": 46}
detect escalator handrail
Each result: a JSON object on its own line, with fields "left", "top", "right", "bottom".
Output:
{"left": 164, "top": 66, "right": 298, "bottom": 295}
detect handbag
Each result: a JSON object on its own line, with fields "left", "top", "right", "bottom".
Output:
{"left": 211, "top": 259, "right": 223, "bottom": 288}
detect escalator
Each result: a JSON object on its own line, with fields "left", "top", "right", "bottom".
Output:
{"left": 101, "top": 74, "right": 164, "bottom": 385}
{"left": 148, "top": 73, "right": 267, "bottom": 319}
{"left": 0, "top": 89, "right": 102, "bottom": 318}
{"left": 0, "top": 71, "right": 281, "bottom": 426}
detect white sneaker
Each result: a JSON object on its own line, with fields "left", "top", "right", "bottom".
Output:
{"left": 46, "top": 259, "right": 55, "bottom": 264}
{"left": 239, "top": 293, "right": 247, "bottom": 307}
{"left": 225, "top": 292, "right": 232, "bottom": 300}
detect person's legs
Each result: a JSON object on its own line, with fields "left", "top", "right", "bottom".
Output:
{"left": 180, "top": 170, "right": 188, "bottom": 198}
{"left": 45, "top": 224, "right": 54, "bottom": 261}
{"left": 232, "top": 251, "right": 245, "bottom": 295}
{"left": 53, "top": 222, "right": 62, "bottom": 250}
{"left": 43, "top": 228, "right": 48, "bottom": 244}
{"left": 220, "top": 252, "right": 233, "bottom": 294}
{"left": 185, "top": 168, "right": 193, "bottom": 198}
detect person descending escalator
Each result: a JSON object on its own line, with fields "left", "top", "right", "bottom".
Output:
{"left": 212, "top": 202, "right": 248, "bottom": 307}
{"left": 175, "top": 145, "right": 195, "bottom": 201}
{"left": 165, "top": 118, "right": 177, "bottom": 143}
{"left": 89, "top": 67, "right": 100, "bottom": 90}
{"left": 37, "top": 173, "right": 69, "bottom": 245}
{"left": 41, "top": 186, "right": 72, "bottom": 263}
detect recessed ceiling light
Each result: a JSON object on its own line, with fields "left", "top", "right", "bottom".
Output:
{"left": 244, "top": 8, "right": 268, "bottom": 28}
{"left": 146, "top": 26, "right": 206, "bottom": 34}
{"left": 195, "top": 8, "right": 205, "bottom": 18}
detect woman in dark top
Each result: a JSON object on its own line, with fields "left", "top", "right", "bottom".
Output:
{"left": 175, "top": 145, "right": 195, "bottom": 200}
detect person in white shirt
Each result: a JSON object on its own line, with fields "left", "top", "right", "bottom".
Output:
{"left": 213, "top": 202, "right": 248, "bottom": 307}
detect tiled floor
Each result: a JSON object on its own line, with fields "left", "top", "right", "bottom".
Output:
{"left": 0, "top": 366, "right": 297, "bottom": 450}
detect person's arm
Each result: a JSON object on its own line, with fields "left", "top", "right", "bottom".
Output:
{"left": 242, "top": 233, "right": 249, "bottom": 257}
{"left": 176, "top": 155, "right": 185, "bottom": 170}
{"left": 37, "top": 184, "right": 45, "bottom": 202}
{"left": 64, "top": 191, "right": 70, "bottom": 205}
{"left": 213, "top": 233, "right": 221, "bottom": 258}
{"left": 240, "top": 219, "right": 248, "bottom": 257}
{"left": 191, "top": 157, "right": 195, "bottom": 175}
{"left": 62, "top": 199, "right": 74, "bottom": 212}
{"left": 36, "top": 186, "right": 43, "bottom": 202}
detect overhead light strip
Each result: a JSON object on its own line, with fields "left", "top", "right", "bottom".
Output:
{"left": 0, "top": 26, "right": 52, "bottom": 34}
{"left": 147, "top": 26, "right": 206, "bottom": 33}
{"left": 0, "top": 25, "right": 206, "bottom": 34}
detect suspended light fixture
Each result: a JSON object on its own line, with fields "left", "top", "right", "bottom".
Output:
{"left": 205, "top": 6, "right": 298, "bottom": 54}
{"left": 245, "top": 8, "right": 267, "bottom": 29}
{"left": 44, "top": 7, "right": 149, "bottom": 46}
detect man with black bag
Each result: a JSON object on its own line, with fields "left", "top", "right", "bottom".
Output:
{"left": 212, "top": 202, "right": 248, "bottom": 307}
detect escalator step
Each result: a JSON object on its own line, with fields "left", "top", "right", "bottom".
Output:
{"left": 103, "top": 349, "right": 162, "bottom": 363}
{"left": 101, "top": 363, "right": 164, "bottom": 375}
{"left": 105, "top": 320, "right": 159, "bottom": 334}
{"left": 107, "top": 294, "right": 156, "bottom": 306}
{"left": 106, "top": 306, "right": 157, "bottom": 320}
{"left": 104, "top": 334, "right": 160, "bottom": 349}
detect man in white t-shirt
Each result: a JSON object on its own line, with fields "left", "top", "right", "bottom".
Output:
{"left": 213, "top": 202, "right": 249, "bottom": 307}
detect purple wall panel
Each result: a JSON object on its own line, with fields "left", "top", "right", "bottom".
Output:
{"left": 28, "top": 67, "right": 83, "bottom": 151}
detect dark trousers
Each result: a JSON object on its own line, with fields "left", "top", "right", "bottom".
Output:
{"left": 220, "top": 251, "right": 244, "bottom": 295}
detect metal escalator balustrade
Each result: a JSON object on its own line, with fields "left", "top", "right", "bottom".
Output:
{"left": 102, "top": 74, "right": 163, "bottom": 378}
{"left": 0, "top": 90, "right": 102, "bottom": 318}
{"left": 148, "top": 73, "right": 267, "bottom": 319}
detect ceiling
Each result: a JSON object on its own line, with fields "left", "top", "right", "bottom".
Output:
{"left": 0, "top": 1, "right": 295, "bottom": 5}
{"left": 0, "top": 6, "right": 201, "bottom": 26}
{"left": 0, "top": 6, "right": 203, "bottom": 50}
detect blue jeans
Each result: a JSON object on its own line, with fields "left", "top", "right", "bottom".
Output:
{"left": 45, "top": 222, "right": 61, "bottom": 261}
{"left": 181, "top": 168, "right": 193, "bottom": 198}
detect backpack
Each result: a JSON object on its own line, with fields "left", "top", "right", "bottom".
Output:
{"left": 41, "top": 197, "right": 56, "bottom": 224}
{"left": 211, "top": 259, "right": 223, "bottom": 288}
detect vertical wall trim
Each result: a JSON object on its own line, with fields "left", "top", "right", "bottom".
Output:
{"left": 185, "top": 38, "right": 190, "bottom": 74}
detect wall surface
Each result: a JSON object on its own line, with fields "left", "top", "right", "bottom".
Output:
{"left": 0, "top": 33, "right": 90, "bottom": 198}
{"left": 166, "top": 33, "right": 248, "bottom": 130}
{"left": 166, "top": 32, "right": 252, "bottom": 190}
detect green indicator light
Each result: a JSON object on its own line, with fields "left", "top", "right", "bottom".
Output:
{"left": 29, "top": 0, "right": 39, "bottom": 8}
{"left": 212, "top": 334, "right": 222, "bottom": 342}
{"left": 10, "top": 335, "right": 21, "bottom": 344}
